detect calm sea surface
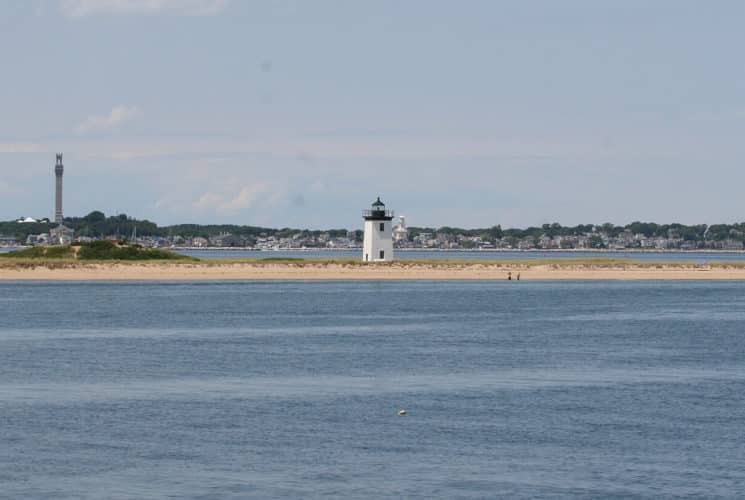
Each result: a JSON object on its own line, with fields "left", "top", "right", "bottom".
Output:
{"left": 4, "top": 247, "right": 745, "bottom": 262}
{"left": 171, "top": 248, "right": 745, "bottom": 262}
{"left": 1, "top": 281, "right": 744, "bottom": 499}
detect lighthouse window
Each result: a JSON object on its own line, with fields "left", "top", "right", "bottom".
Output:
{"left": 379, "top": 223, "right": 384, "bottom": 231}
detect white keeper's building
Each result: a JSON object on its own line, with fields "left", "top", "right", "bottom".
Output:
{"left": 362, "top": 197, "right": 394, "bottom": 262}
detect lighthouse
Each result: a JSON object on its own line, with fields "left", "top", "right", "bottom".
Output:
{"left": 362, "top": 197, "right": 394, "bottom": 262}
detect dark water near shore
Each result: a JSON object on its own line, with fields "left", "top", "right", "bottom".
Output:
{"left": 1, "top": 281, "right": 744, "bottom": 498}
{"left": 4, "top": 246, "right": 745, "bottom": 262}
{"left": 172, "top": 248, "right": 745, "bottom": 263}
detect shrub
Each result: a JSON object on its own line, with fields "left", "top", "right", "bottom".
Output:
{"left": 0, "top": 246, "right": 75, "bottom": 259}
{"left": 77, "top": 241, "right": 191, "bottom": 261}
{"left": 1, "top": 241, "right": 193, "bottom": 261}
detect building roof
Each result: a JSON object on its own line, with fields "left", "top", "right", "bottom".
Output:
{"left": 50, "top": 224, "right": 74, "bottom": 234}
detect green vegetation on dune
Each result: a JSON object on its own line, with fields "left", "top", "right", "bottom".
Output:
{"left": 0, "top": 240, "right": 195, "bottom": 262}
{"left": 2, "top": 250, "right": 745, "bottom": 270}
{"left": 0, "top": 246, "right": 76, "bottom": 259}
{"left": 196, "top": 257, "right": 745, "bottom": 268}
{"left": 75, "top": 240, "right": 192, "bottom": 261}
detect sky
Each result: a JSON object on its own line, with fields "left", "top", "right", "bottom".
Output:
{"left": 2, "top": 0, "right": 745, "bottom": 230}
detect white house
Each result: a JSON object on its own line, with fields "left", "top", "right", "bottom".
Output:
{"left": 393, "top": 215, "right": 409, "bottom": 245}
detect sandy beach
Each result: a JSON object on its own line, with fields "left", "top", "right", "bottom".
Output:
{"left": 2, "top": 261, "right": 745, "bottom": 281}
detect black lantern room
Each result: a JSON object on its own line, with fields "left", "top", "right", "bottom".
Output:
{"left": 363, "top": 197, "right": 393, "bottom": 221}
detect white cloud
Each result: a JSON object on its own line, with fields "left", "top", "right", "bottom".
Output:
{"left": 60, "top": 0, "right": 229, "bottom": 17}
{"left": 33, "top": 1, "right": 46, "bottom": 16}
{"left": 0, "top": 143, "right": 45, "bottom": 153}
{"left": 76, "top": 105, "right": 141, "bottom": 134}
{"left": 193, "top": 183, "right": 273, "bottom": 214}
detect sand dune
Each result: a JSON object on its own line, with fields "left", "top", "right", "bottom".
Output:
{"left": 2, "top": 261, "right": 745, "bottom": 281}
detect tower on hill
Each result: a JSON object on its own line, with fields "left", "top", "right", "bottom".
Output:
{"left": 54, "top": 153, "right": 64, "bottom": 224}
{"left": 362, "top": 197, "right": 394, "bottom": 262}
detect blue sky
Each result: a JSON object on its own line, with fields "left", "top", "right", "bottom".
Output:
{"left": 2, "top": 0, "right": 745, "bottom": 229}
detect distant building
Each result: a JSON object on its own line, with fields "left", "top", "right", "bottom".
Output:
{"left": 26, "top": 233, "right": 50, "bottom": 246}
{"left": 362, "top": 197, "right": 394, "bottom": 262}
{"left": 720, "top": 239, "right": 743, "bottom": 250}
{"left": 0, "top": 235, "right": 19, "bottom": 247}
{"left": 210, "top": 234, "right": 246, "bottom": 247}
{"left": 393, "top": 215, "right": 409, "bottom": 244}
{"left": 50, "top": 225, "right": 74, "bottom": 245}
{"left": 16, "top": 217, "right": 38, "bottom": 224}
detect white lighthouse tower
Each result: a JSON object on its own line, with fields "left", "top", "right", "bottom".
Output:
{"left": 362, "top": 197, "right": 394, "bottom": 262}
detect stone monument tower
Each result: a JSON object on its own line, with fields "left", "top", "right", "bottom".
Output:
{"left": 55, "top": 153, "right": 64, "bottom": 224}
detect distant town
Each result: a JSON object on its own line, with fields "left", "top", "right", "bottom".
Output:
{"left": 2, "top": 154, "right": 745, "bottom": 252}
{"left": 3, "top": 212, "right": 745, "bottom": 251}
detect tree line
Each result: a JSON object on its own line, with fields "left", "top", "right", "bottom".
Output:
{"left": 0, "top": 211, "right": 353, "bottom": 242}
{"left": 405, "top": 221, "right": 745, "bottom": 242}
{"left": 2, "top": 211, "right": 745, "bottom": 243}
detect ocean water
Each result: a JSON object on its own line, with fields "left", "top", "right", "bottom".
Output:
{"left": 4, "top": 246, "right": 745, "bottom": 262}
{"left": 172, "top": 248, "right": 745, "bottom": 262}
{"left": 1, "top": 281, "right": 744, "bottom": 499}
